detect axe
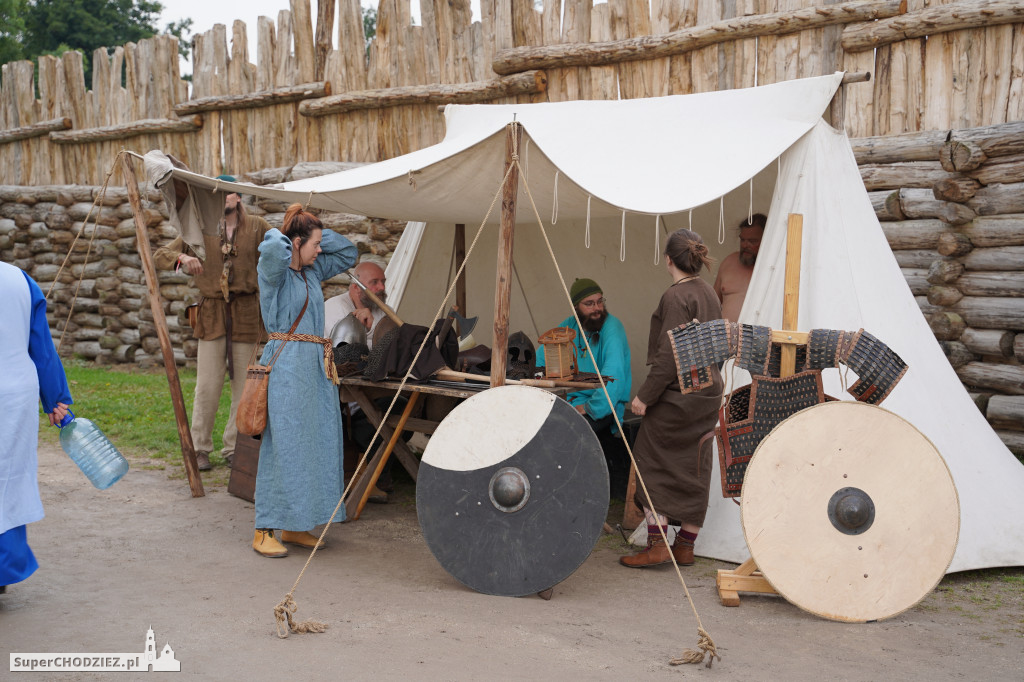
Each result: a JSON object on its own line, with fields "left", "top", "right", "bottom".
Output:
{"left": 437, "top": 305, "right": 478, "bottom": 348}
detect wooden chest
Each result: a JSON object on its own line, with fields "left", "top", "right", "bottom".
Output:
{"left": 228, "top": 432, "right": 261, "bottom": 503}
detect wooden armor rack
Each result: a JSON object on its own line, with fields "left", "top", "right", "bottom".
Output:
{"left": 716, "top": 213, "right": 807, "bottom": 607}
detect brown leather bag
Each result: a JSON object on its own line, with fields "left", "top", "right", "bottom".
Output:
{"left": 236, "top": 276, "right": 309, "bottom": 436}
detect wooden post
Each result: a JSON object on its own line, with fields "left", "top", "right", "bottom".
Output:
{"left": 490, "top": 123, "right": 522, "bottom": 387}
{"left": 120, "top": 154, "right": 205, "bottom": 498}
{"left": 454, "top": 223, "right": 467, "bottom": 317}
{"left": 780, "top": 213, "right": 804, "bottom": 377}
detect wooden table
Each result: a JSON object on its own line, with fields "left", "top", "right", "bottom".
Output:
{"left": 339, "top": 376, "right": 498, "bottom": 520}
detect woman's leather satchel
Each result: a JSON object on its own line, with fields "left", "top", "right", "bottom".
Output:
{"left": 236, "top": 282, "right": 309, "bottom": 436}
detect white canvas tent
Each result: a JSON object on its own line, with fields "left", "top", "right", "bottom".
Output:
{"left": 148, "top": 73, "right": 1024, "bottom": 572}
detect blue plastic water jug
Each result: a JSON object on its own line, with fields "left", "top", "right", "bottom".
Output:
{"left": 56, "top": 411, "right": 129, "bottom": 490}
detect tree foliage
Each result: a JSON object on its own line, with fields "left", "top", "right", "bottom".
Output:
{"left": 24, "top": 0, "right": 163, "bottom": 59}
{"left": 0, "top": 0, "right": 26, "bottom": 64}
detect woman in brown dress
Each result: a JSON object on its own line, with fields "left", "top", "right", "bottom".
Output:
{"left": 621, "top": 228, "right": 724, "bottom": 568}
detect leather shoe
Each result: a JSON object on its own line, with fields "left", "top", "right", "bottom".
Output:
{"left": 196, "top": 452, "right": 212, "bottom": 471}
{"left": 224, "top": 453, "right": 233, "bottom": 469}
{"left": 620, "top": 535, "right": 672, "bottom": 568}
{"left": 252, "top": 529, "right": 288, "bottom": 557}
{"left": 367, "top": 485, "right": 389, "bottom": 504}
{"left": 672, "top": 538, "right": 695, "bottom": 566}
{"left": 280, "top": 530, "right": 326, "bottom": 550}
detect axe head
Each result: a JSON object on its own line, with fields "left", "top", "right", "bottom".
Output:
{"left": 448, "top": 308, "right": 478, "bottom": 341}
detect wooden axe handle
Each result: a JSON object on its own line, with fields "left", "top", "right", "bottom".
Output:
{"left": 435, "top": 368, "right": 602, "bottom": 390}
{"left": 348, "top": 269, "right": 404, "bottom": 327}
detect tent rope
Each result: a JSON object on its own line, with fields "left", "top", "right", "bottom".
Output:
{"left": 513, "top": 153, "right": 721, "bottom": 669}
{"left": 47, "top": 150, "right": 128, "bottom": 353}
{"left": 718, "top": 196, "right": 726, "bottom": 245}
{"left": 551, "top": 171, "right": 559, "bottom": 224}
{"left": 585, "top": 196, "right": 592, "bottom": 248}
{"left": 620, "top": 211, "right": 626, "bottom": 262}
{"left": 272, "top": 134, "right": 518, "bottom": 638}
{"left": 654, "top": 215, "right": 661, "bottom": 265}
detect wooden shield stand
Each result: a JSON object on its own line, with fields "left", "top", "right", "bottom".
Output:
{"left": 716, "top": 212, "right": 806, "bottom": 606}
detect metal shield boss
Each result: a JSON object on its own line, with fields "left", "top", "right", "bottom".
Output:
{"left": 741, "top": 401, "right": 960, "bottom": 623}
{"left": 417, "top": 385, "right": 609, "bottom": 596}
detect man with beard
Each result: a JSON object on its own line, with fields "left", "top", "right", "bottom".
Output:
{"left": 713, "top": 213, "right": 766, "bottom": 322}
{"left": 323, "top": 260, "right": 395, "bottom": 502}
{"left": 538, "top": 278, "right": 632, "bottom": 496}
{"left": 154, "top": 176, "right": 270, "bottom": 471}
{"left": 324, "top": 260, "right": 388, "bottom": 346}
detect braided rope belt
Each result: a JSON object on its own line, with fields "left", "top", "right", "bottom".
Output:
{"left": 268, "top": 332, "right": 340, "bottom": 385}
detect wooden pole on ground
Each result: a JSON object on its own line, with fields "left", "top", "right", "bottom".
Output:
{"left": 120, "top": 154, "right": 205, "bottom": 497}
{"left": 490, "top": 122, "right": 522, "bottom": 387}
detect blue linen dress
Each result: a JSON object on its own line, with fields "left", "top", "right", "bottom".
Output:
{"left": 254, "top": 228, "right": 358, "bottom": 531}
{"left": 0, "top": 262, "right": 73, "bottom": 586}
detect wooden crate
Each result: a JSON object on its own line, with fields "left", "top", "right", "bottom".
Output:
{"left": 227, "top": 433, "right": 261, "bottom": 503}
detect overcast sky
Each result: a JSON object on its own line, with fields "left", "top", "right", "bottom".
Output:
{"left": 158, "top": 1, "right": 485, "bottom": 76}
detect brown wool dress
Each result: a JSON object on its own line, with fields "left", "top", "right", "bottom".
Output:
{"left": 632, "top": 278, "right": 724, "bottom": 527}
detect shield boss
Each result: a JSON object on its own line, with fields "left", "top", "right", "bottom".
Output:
{"left": 741, "top": 401, "right": 959, "bottom": 623}
{"left": 416, "top": 385, "right": 609, "bottom": 596}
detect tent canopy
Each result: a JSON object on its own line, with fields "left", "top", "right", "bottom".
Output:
{"left": 146, "top": 72, "right": 1024, "bottom": 572}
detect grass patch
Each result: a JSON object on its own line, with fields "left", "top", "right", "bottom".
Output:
{"left": 40, "top": 363, "right": 233, "bottom": 467}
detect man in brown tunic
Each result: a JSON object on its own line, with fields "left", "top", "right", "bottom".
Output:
{"left": 154, "top": 178, "right": 270, "bottom": 470}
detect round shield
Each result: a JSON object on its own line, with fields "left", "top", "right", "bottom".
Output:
{"left": 417, "top": 385, "right": 609, "bottom": 596}
{"left": 741, "top": 401, "right": 959, "bottom": 623}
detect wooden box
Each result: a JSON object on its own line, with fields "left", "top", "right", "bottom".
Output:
{"left": 228, "top": 433, "right": 261, "bottom": 503}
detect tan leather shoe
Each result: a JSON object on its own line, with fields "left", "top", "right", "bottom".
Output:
{"left": 367, "top": 485, "right": 389, "bottom": 504}
{"left": 280, "top": 530, "right": 326, "bottom": 550}
{"left": 619, "top": 535, "right": 672, "bottom": 568}
{"left": 672, "top": 538, "right": 695, "bottom": 566}
{"left": 196, "top": 452, "right": 212, "bottom": 471}
{"left": 252, "top": 529, "right": 288, "bottom": 557}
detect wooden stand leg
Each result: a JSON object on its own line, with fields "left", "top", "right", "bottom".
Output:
{"left": 347, "top": 391, "right": 420, "bottom": 521}
{"left": 622, "top": 464, "right": 644, "bottom": 530}
{"left": 716, "top": 557, "right": 778, "bottom": 606}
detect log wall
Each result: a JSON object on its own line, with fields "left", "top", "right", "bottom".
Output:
{"left": 861, "top": 119, "right": 1024, "bottom": 457}
{"left": 0, "top": 163, "right": 404, "bottom": 368}
{"left": 0, "top": 0, "right": 1022, "bottom": 184}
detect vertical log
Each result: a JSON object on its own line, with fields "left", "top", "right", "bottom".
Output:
{"left": 982, "top": 24, "right": 1014, "bottom": 125}
{"left": 1008, "top": 24, "right": 1024, "bottom": 122}
{"left": 121, "top": 154, "right": 204, "bottom": 498}
{"left": 733, "top": 0, "right": 758, "bottom": 91}
{"left": 491, "top": 123, "right": 522, "bottom": 387}
{"left": 690, "top": 0, "right": 720, "bottom": 94}
{"left": 781, "top": 213, "right": 803, "bottom": 377}
{"left": 588, "top": 5, "right": 617, "bottom": 101}
{"left": 455, "top": 224, "right": 467, "bottom": 316}
{"left": 314, "top": 0, "right": 336, "bottom": 81}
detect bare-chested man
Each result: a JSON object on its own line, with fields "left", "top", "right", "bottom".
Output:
{"left": 713, "top": 213, "right": 766, "bottom": 322}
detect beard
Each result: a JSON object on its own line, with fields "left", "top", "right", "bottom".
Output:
{"left": 579, "top": 307, "right": 607, "bottom": 333}
{"left": 363, "top": 290, "right": 386, "bottom": 311}
{"left": 739, "top": 251, "right": 756, "bottom": 267}
{"left": 223, "top": 204, "right": 236, "bottom": 216}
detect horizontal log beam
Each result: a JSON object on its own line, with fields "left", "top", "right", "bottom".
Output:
{"left": 956, "top": 362, "right": 1024, "bottom": 395}
{"left": 173, "top": 81, "right": 330, "bottom": 115}
{"left": 843, "top": 0, "right": 1024, "bottom": 53}
{"left": 851, "top": 121, "right": 1024, "bottom": 165}
{"left": 49, "top": 116, "right": 203, "bottom": 144}
{"left": 491, "top": 0, "right": 906, "bottom": 75}
{"left": 299, "top": 71, "right": 548, "bottom": 117}
{"left": 0, "top": 117, "right": 72, "bottom": 144}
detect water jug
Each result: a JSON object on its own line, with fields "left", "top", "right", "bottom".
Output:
{"left": 56, "top": 411, "right": 129, "bottom": 489}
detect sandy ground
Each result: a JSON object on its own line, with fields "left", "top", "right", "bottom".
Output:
{"left": 2, "top": 445, "right": 1022, "bottom": 681}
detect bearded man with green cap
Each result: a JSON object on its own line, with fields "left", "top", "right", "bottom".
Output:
{"left": 537, "top": 277, "right": 632, "bottom": 496}
{"left": 154, "top": 175, "right": 271, "bottom": 470}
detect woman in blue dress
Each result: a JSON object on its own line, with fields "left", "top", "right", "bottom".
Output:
{"left": 0, "top": 262, "right": 73, "bottom": 592}
{"left": 252, "top": 204, "right": 358, "bottom": 557}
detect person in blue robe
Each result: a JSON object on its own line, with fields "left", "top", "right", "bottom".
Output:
{"left": 251, "top": 205, "right": 358, "bottom": 557}
{"left": 0, "top": 262, "right": 73, "bottom": 592}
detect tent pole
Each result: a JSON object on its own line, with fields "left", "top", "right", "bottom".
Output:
{"left": 120, "top": 154, "right": 205, "bottom": 498}
{"left": 490, "top": 123, "right": 522, "bottom": 387}
{"left": 454, "top": 223, "right": 467, "bottom": 317}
